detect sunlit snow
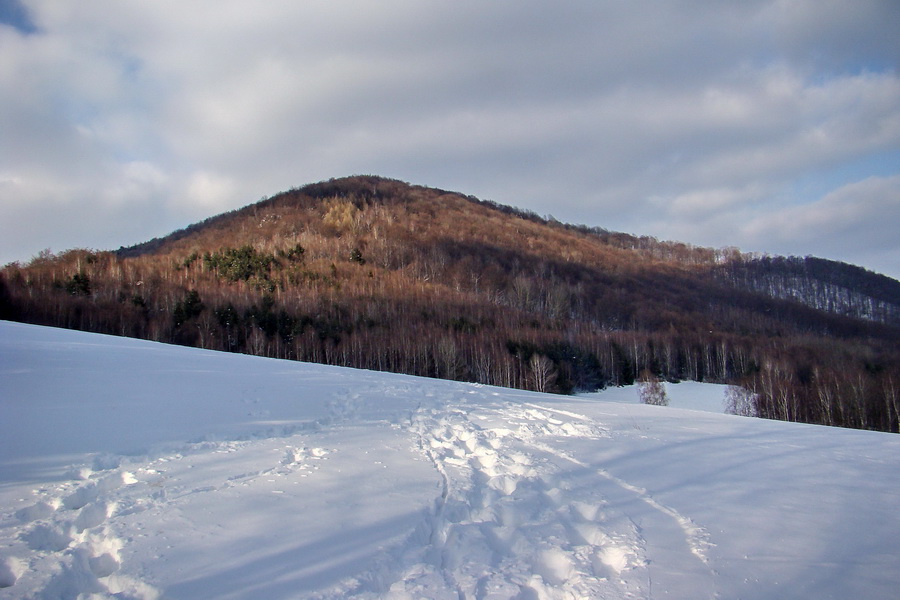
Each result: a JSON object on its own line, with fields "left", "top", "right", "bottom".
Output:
{"left": 2, "top": 321, "right": 899, "bottom": 599}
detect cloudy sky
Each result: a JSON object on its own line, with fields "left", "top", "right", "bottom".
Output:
{"left": 2, "top": 1, "right": 899, "bottom": 279}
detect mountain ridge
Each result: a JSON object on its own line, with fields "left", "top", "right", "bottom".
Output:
{"left": 115, "top": 175, "right": 900, "bottom": 326}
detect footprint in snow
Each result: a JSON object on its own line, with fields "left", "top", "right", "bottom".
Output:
{"left": 15, "top": 499, "right": 59, "bottom": 523}
{"left": 0, "top": 556, "right": 25, "bottom": 588}
{"left": 5, "top": 465, "right": 158, "bottom": 598}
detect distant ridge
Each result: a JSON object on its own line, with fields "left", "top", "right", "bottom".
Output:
{"left": 3, "top": 175, "right": 899, "bottom": 432}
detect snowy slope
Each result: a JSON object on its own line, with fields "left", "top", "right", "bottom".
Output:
{"left": 1, "top": 321, "right": 899, "bottom": 600}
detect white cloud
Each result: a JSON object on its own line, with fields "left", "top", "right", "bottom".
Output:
{"left": 180, "top": 171, "right": 238, "bottom": 216}
{"left": 679, "top": 69, "right": 900, "bottom": 186}
{"left": 651, "top": 184, "right": 772, "bottom": 219}
{"left": 742, "top": 175, "right": 900, "bottom": 246}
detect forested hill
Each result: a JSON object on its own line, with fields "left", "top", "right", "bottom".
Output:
{"left": 2, "top": 175, "right": 899, "bottom": 431}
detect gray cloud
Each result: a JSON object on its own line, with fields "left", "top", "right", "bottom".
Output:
{"left": 1, "top": 0, "right": 898, "bottom": 279}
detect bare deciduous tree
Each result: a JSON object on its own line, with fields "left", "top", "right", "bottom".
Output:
{"left": 724, "top": 385, "right": 757, "bottom": 417}
{"left": 530, "top": 354, "right": 557, "bottom": 393}
{"left": 638, "top": 370, "right": 668, "bottom": 406}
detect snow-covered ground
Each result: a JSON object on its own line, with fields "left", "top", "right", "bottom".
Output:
{"left": 2, "top": 321, "right": 899, "bottom": 600}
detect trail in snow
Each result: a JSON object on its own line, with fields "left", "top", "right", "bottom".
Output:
{"left": 401, "top": 393, "right": 651, "bottom": 600}
{"left": 314, "top": 388, "right": 717, "bottom": 600}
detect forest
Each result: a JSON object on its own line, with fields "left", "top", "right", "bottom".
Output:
{"left": 2, "top": 175, "right": 899, "bottom": 432}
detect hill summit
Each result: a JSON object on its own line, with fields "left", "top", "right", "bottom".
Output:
{"left": 2, "top": 175, "right": 899, "bottom": 431}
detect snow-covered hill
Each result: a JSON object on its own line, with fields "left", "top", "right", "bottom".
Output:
{"left": 1, "top": 321, "right": 899, "bottom": 600}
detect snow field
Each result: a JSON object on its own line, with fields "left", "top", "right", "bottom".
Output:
{"left": 2, "top": 321, "right": 900, "bottom": 599}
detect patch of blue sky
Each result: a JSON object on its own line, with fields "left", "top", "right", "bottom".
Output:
{"left": 0, "top": 0, "right": 36, "bottom": 34}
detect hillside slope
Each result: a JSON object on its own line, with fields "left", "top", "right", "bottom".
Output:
{"left": 2, "top": 321, "right": 899, "bottom": 599}
{"left": 2, "top": 176, "right": 899, "bottom": 431}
